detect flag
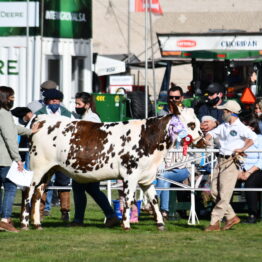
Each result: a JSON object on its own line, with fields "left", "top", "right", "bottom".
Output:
{"left": 130, "top": 0, "right": 163, "bottom": 15}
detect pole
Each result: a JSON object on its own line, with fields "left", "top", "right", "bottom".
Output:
{"left": 26, "top": 0, "right": 29, "bottom": 103}
{"left": 128, "top": 0, "right": 131, "bottom": 59}
{"left": 144, "top": 0, "right": 148, "bottom": 118}
{"left": 149, "top": 1, "right": 157, "bottom": 115}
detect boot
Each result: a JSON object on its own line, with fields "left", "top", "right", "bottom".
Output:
{"left": 59, "top": 191, "right": 70, "bottom": 222}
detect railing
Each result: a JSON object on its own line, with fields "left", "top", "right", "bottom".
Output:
{"left": 17, "top": 148, "right": 262, "bottom": 225}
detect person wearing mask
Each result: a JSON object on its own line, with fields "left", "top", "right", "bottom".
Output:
{"left": 204, "top": 100, "right": 257, "bottom": 231}
{"left": 27, "top": 80, "right": 58, "bottom": 113}
{"left": 70, "top": 92, "right": 119, "bottom": 227}
{"left": 0, "top": 86, "right": 38, "bottom": 233}
{"left": 198, "top": 83, "right": 225, "bottom": 132}
{"left": 238, "top": 118, "right": 262, "bottom": 223}
{"left": 35, "top": 89, "right": 72, "bottom": 222}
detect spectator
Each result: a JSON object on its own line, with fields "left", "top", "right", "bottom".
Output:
{"left": 27, "top": 80, "right": 58, "bottom": 113}
{"left": 0, "top": 86, "right": 38, "bottom": 233}
{"left": 35, "top": 89, "right": 72, "bottom": 222}
{"left": 197, "top": 83, "right": 225, "bottom": 132}
{"left": 204, "top": 100, "right": 257, "bottom": 231}
{"left": 70, "top": 92, "right": 119, "bottom": 227}
{"left": 254, "top": 99, "right": 262, "bottom": 133}
{"left": 238, "top": 118, "right": 262, "bottom": 223}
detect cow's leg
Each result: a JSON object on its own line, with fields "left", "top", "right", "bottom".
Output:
{"left": 140, "top": 183, "right": 165, "bottom": 231}
{"left": 20, "top": 185, "right": 36, "bottom": 229}
{"left": 122, "top": 178, "right": 137, "bottom": 230}
{"left": 31, "top": 184, "right": 46, "bottom": 229}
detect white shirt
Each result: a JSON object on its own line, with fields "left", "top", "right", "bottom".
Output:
{"left": 208, "top": 118, "right": 257, "bottom": 155}
{"left": 82, "top": 109, "right": 101, "bottom": 123}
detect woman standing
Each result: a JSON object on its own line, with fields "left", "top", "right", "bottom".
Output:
{"left": 0, "top": 86, "right": 37, "bottom": 232}
{"left": 70, "top": 92, "right": 119, "bottom": 227}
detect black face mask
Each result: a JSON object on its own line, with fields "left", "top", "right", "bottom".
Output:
{"left": 7, "top": 100, "right": 14, "bottom": 110}
{"left": 75, "top": 107, "right": 86, "bottom": 116}
{"left": 207, "top": 96, "right": 220, "bottom": 106}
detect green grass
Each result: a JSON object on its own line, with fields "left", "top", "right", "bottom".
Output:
{"left": 0, "top": 192, "right": 262, "bottom": 262}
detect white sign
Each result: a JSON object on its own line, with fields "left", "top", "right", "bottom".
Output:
{"left": 110, "top": 75, "right": 134, "bottom": 85}
{"left": 159, "top": 35, "right": 262, "bottom": 52}
{"left": 0, "top": 2, "right": 39, "bottom": 27}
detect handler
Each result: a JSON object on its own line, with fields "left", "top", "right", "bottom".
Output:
{"left": 204, "top": 100, "right": 257, "bottom": 231}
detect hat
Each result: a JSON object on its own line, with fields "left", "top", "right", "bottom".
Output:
{"left": 206, "top": 83, "right": 224, "bottom": 94}
{"left": 201, "top": 115, "right": 217, "bottom": 123}
{"left": 11, "top": 107, "right": 32, "bottom": 118}
{"left": 43, "top": 89, "right": 64, "bottom": 101}
{"left": 217, "top": 100, "right": 241, "bottom": 114}
{"left": 40, "top": 80, "right": 57, "bottom": 90}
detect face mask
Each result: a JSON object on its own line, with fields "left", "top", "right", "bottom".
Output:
{"left": 48, "top": 104, "right": 60, "bottom": 113}
{"left": 256, "top": 112, "right": 262, "bottom": 117}
{"left": 207, "top": 96, "right": 220, "bottom": 106}
{"left": 7, "top": 100, "right": 14, "bottom": 110}
{"left": 75, "top": 107, "right": 86, "bottom": 116}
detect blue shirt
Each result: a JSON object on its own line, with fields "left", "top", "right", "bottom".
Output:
{"left": 244, "top": 134, "right": 262, "bottom": 170}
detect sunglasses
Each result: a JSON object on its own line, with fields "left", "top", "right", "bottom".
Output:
{"left": 169, "top": 96, "right": 181, "bottom": 100}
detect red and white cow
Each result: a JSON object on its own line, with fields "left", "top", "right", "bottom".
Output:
{"left": 21, "top": 103, "right": 205, "bottom": 230}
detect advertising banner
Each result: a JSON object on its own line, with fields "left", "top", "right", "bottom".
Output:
{"left": 43, "top": 0, "right": 92, "bottom": 39}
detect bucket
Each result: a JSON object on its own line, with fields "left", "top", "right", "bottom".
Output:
{"left": 112, "top": 200, "right": 143, "bottom": 220}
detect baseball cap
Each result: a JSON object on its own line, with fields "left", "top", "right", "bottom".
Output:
{"left": 40, "top": 80, "right": 57, "bottom": 90}
{"left": 217, "top": 100, "right": 241, "bottom": 114}
{"left": 206, "top": 83, "right": 224, "bottom": 94}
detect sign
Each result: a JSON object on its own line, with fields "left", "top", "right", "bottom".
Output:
{"left": 0, "top": 1, "right": 39, "bottom": 27}
{"left": 130, "top": 0, "right": 163, "bottom": 15}
{"left": 43, "top": 0, "right": 92, "bottom": 39}
{"left": 158, "top": 35, "right": 262, "bottom": 52}
{"left": 109, "top": 75, "right": 134, "bottom": 94}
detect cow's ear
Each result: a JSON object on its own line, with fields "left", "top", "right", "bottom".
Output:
{"left": 169, "top": 101, "right": 180, "bottom": 115}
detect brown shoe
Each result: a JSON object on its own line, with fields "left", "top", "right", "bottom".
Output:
{"left": 0, "top": 221, "right": 20, "bottom": 233}
{"left": 204, "top": 221, "right": 220, "bottom": 232}
{"left": 222, "top": 216, "right": 240, "bottom": 230}
{"left": 105, "top": 216, "right": 120, "bottom": 228}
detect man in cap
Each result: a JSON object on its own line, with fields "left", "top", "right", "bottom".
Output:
{"left": 35, "top": 89, "right": 72, "bottom": 222}
{"left": 204, "top": 100, "right": 257, "bottom": 231}
{"left": 197, "top": 83, "right": 225, "bottom": 132}
{"left": 27, "top": 80, "right": 58, "bottom": 113}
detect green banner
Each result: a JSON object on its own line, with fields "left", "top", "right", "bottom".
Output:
{"left": 43, "top": 0, "right": 92, "bottom": 39}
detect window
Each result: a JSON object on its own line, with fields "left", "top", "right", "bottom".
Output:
{"left": 72, "top": 57, "right": 84, "bottom": 97}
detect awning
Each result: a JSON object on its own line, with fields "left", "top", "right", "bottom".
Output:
{"left": 94, "top": 55, "right": 126, "bottom": 76}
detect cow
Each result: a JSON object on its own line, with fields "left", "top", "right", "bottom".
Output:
{"left": 20, "top": 102, "right": 205, "bottom": 230}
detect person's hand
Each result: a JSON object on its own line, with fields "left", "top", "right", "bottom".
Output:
{"left": 200, "top": 120, "right": 217, "bottom": 132}
{"left": 31, "top": 122, "right": 40, "bottom": 134}
{"left": 234, "top": 148, "right": 243, "bottom": 154}
{"left": 17, "top": 160, "right": 24, "bottom": 172}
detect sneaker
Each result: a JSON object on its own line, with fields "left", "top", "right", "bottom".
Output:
{"left": 43, "top": 210, "right": 50, "bottom": 217}
{"left": 204, "top": 221, "right": 220, "bottom": 232}
{"left": 243, "top": 215, "right": 257, "bottom": 224}
{"left": 161, "top": 210, "right": 169, "bottom": 221}
{"left": 222, "top": 216, "right": 240, "bottom": 230}
{"left": 0, "top": 221, "right": 20, "bottom": 233}
{"left": 105, "top": 216, "right": 120, "bottom": 228}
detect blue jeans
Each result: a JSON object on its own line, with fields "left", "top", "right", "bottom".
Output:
{"left": 156, "top": 168, "right": 190, "bottom": 212}
{"left": 0, "top": 166, "right": 17, "bottom": 219}
{"left": 72, "top": 181, "right": 115, "bottom": 223}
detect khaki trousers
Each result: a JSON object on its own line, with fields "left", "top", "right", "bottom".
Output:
{"left": 210, "top": 156, "right": 239, "bottom": 225}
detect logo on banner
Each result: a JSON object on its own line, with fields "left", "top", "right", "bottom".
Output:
{"left": 177, "top": 40, "right": 196, "bottom": 48}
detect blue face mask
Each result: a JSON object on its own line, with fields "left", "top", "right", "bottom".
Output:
{"left": 48, "top": 104, "right": 60, "bottom": 113}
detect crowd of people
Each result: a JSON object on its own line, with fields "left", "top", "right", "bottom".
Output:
{"left": 0, "top": 80, "right": 262, "bottom": 233}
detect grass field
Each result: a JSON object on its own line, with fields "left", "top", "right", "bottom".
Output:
{"left": 0, "top": 191, "right": 262, "bottom": 262}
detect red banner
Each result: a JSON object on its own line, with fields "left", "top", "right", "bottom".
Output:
{"left": 130, "top": 0, "right": 163, "bottom": 15}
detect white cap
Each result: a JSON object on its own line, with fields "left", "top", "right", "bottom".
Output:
{"left": 217, "top": 100, "right": 241, "bottom": 114}
{"left": 201, "top": 115, "right": 217, "bottom": 123}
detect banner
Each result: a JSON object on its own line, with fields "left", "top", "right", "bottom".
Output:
{"left": 43, "top": 0, "right": 92, "bottom": 39}
{"left": 130, "top": 0, "right": 163, "bottom": 15}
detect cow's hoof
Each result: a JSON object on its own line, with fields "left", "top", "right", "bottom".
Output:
{"left": 121, "top": 224, "right": 131, "bottom": 231}
{"left": 157, "top": 223, "right": 165, "bottom": 231}
{"left": 20, "top": 226, "right": 30, "bottom": 231}
{"left": 33, "top": 225, "right": 43, "bottom": 230}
